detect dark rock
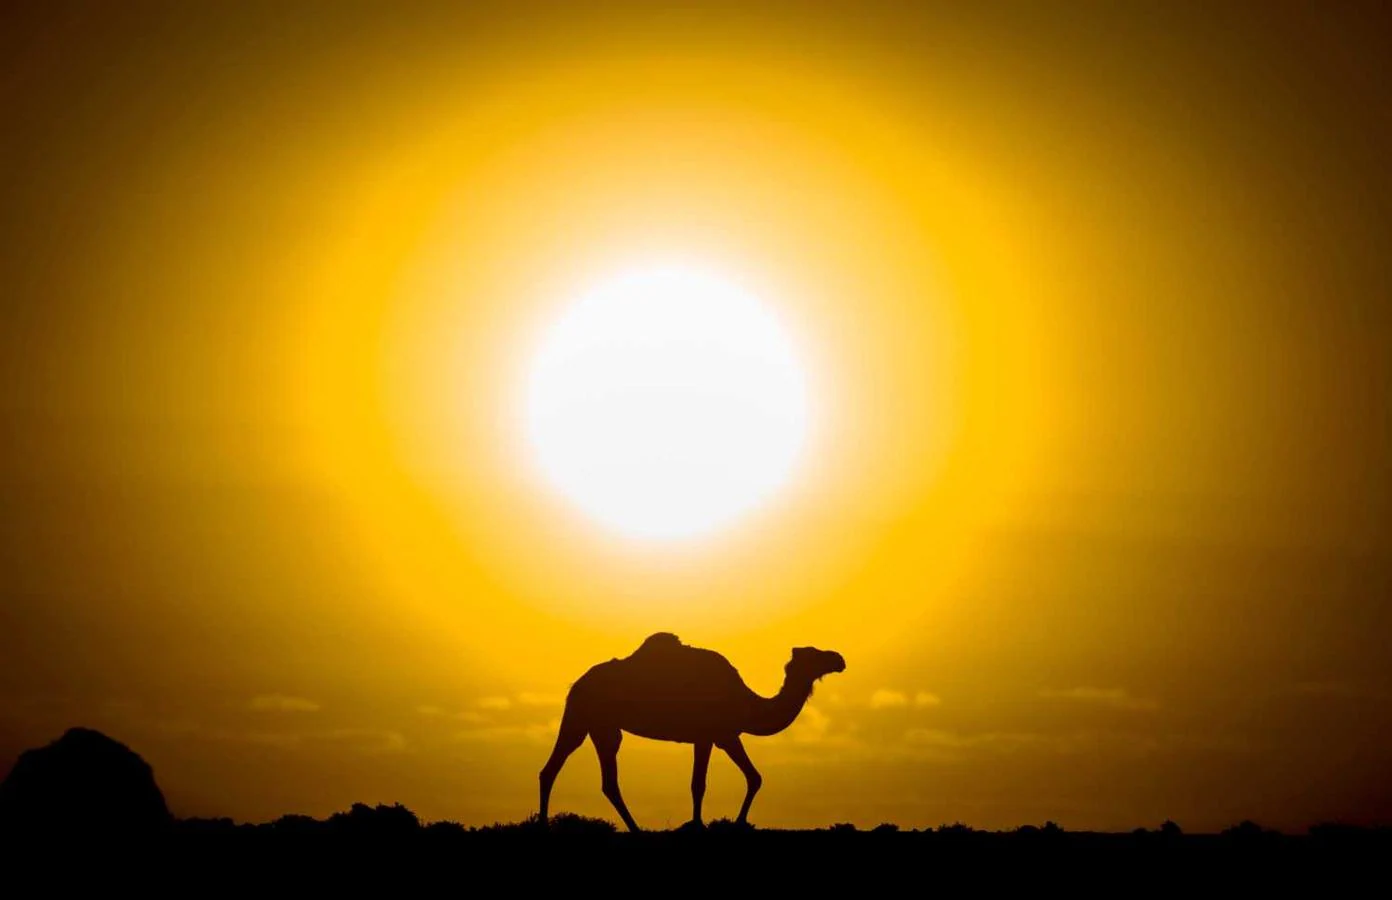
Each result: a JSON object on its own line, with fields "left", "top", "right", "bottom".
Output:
{"left": 0, "top": 727, "right": 172, "bottom": 835}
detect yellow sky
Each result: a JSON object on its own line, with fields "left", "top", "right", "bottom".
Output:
{"left": 2, "top": 2, "right": 1390, "bottom": 831}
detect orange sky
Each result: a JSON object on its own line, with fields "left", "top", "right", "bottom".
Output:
{"left": 2, "top": 1, "right": 1390, "bottom": 832}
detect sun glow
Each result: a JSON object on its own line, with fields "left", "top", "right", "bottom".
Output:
{"left": 525, "top": 266, "right": 810, "bottom": 540}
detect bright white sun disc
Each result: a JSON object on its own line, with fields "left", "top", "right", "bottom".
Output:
{"left": 526, "top": 267, "right": 810, "bottom": 539}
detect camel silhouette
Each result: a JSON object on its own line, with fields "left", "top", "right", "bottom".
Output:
{"left": 538, "top": 632, "right": 846, "bottom": 831}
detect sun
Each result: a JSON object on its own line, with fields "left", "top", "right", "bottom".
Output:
{"left": 525, "top": 266, "right": 810, "bottom": 540}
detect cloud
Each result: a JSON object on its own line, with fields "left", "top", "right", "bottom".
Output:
{"left": 762, "top": 704, "right": 870, "bottom": 758}
{"left": 870, "top": 689, "right": 941, "bottom": 709}
{"left": 870, "top": 689, "right": 910, "bottom": 709}
{"left": 237, "top": 731, "right": 304, "bottom": 748}
{"left": 1038, "top": 687, "right": 1158, "bottom": 711}
{"left": 453, "top": 719, "right": 559, "bottom": 745}
{"left": 320, "top": 728, "right": 407, "bottom": 754}
{"left": 788, "top": 705, "right": 832, "bottom": 743}
{"left": 904, "top": 729, "right": 1049, "bottom": 751}
{"left": 416, "top": 705, "right": 488, "bottom": 724}
{"left": 161, "top": 723, "right": 405, "bottom": 754}
{"left": 900, "top": 728, "right": 1172, "bottom": 761}
{"left": 248, "top": 695, "right": 321, "bottom": 713}
{"left": 467, "top": 692, "right": 562, "bottom": 712}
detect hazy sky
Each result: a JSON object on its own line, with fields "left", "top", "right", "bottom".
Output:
{"left": 2, "top": 1, "right": 1390, "bottom": 831}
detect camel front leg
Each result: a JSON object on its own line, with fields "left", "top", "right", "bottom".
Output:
{"left": 690, "top": 741, "right": 712, "bottom": 826}
{"left": 592, "top": 729, "right": 641, "bottom": 832}
{"left": 719, "top": 736, "right": 763, "bottom": 825}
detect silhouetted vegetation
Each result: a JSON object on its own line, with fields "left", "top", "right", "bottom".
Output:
{"left": 0, "top": 727, "right": 171, "bottom": 836}
{"left": 150, "top": 804, "right": 1392, "bottom": 849}
{"left": 2, "top": 727, "right": 1388, "bottom": 888}
{"left": 1222, "top": 819, "right": 1280, "bottom": 840}
{"left": 935, "top": 821, "right": 977, "bottom": 835}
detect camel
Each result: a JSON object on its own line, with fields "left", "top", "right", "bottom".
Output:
{"left": 538, "top": 632, "right": 846, "bottom": 831}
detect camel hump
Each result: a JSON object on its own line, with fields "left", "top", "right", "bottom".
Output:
{"left": 624, "top": 633, "right": 744, "bottom": 688}
{"left": 633, "top": 632, "right": 684, "bottom": 655}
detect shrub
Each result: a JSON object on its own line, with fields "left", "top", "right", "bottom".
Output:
{"left": 935, "top": 822, "right": 975, "bottom": 835}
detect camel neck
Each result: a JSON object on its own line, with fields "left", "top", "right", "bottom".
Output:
{"left": 744, "top": 675, "right": 816, "bottom": 736}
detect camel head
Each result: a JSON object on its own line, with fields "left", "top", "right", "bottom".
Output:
{"left": 785, "top": 646, "right": 847, "bottom": 684}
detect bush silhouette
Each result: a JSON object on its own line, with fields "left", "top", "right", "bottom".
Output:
{"left": 179, "top": 816, "right": 239, "bottom": 833}
{"left": 936, "top": 822, "right": 976, "bottom": 835}
{"left": 269, "top": 813, "right": 322, "bottom": 833}
{"left": 0, "top": 727, "right": 171, "bottom": 836}
{"left": 424, "top": 820, "right": 468, "bottom": 837}
{"left": 1223, "top": 820, "right": 1279, "bottom": 840}
{"left": 328, "top": 802, "right": 420, "bottom": 835}
{"left": 707, "top": 817, "right": 755, "bottom": 833}
{"left": 545, "top": 812, "right": 618, "bottom": 835}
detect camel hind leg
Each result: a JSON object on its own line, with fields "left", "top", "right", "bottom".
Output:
{"left": 538, "top": 708, "right": 587, "bottom": 825}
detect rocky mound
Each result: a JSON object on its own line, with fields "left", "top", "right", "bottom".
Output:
{"left": 0, "top": 727, "right": 172, "bottom": 835}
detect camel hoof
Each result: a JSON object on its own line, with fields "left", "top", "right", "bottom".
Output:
{"left": 676, "top": 819, "right": 707, "bottom": 833}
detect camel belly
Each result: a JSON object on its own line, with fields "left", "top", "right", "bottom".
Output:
{"left": 606, "top": 698, "right": 733, "bottom": 743}
{"left": 620, "top": 724, "right": 708, "bottom": 744}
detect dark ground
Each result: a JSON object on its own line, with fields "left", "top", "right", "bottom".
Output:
{"left": 1, "top": 733, "right": 1387, "bottom": 889}
{"left": 5, "top": 807, "right": 1387, "bottom": 892}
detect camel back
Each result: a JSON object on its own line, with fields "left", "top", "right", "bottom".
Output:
{"left": 622, "top": 633, "right": 748, "bottom": 694}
